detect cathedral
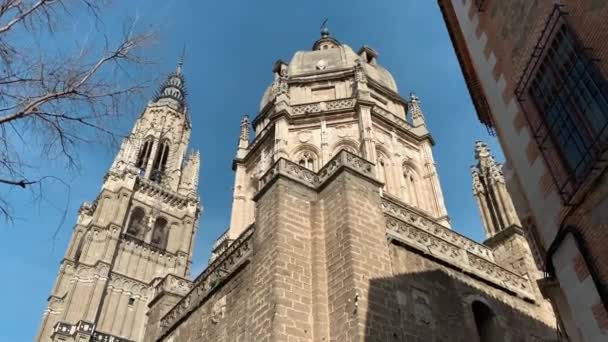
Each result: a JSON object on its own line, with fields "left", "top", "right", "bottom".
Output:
{"left": 38, "top": 28, "right": 559, "bottom": 342}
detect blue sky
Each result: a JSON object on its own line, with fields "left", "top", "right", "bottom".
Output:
{"left": 0, "top": 1, "right": 504, "bottom": 340}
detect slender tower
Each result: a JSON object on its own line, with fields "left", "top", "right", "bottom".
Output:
{"left": 471, "top": 141, "right": 539, "bottom": 278}
{"left": 37, "top": 62, "right": 201, "bottom": 342}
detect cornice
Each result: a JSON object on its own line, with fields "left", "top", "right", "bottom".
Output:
{"left": 254, "top": 150, "right": 381, "bottom": 201}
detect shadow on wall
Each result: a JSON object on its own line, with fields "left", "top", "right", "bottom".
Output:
{"left": 363, "top": 248, "right": 558, "bottom": 342}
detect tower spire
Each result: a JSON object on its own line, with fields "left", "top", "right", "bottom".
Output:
{"left": 154, "top": 53, "right": 187, "bottom": 111}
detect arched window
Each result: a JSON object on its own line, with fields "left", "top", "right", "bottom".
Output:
{"left": 126, "top": 207, "right": 146, "bottom": 240}
{"left": 297, "top": 151, "right": 317, "bottom": 171}
{"left": 135, "top": 138, "right": 154, "bottom": 175}
{"left": 151, "top": 217, "right": 168, "bottom": 249}
{"left": 472, "top": 301, "right": 501, "bottom": 342}
{"left": 403, "top": 165, "right": 420, "bottom": 208}
{"left": 377, "top": 157, "right": 389, "bottom": 191}
{"left": 151, "top": 140, "right": 170, "bottom": 183}
{"left": 333, "top": 141, "right": 360, "bottom": 157}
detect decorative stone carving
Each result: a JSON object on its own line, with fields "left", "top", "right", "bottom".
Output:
{"left": 316, "top": 59, "right": 327, "bottom": 70}
{"left": 382, "top": 198, "right": 493, "bottom": 260}
{"left": 159, "top": 225, "right": 255, "bottom": 336}
{"left": 297, "top": 130, "right": 312, "bottom": 143}
{"left": 292, "top": 98, "right": 356, "bottom": 115}
{"left": 383, "top": 200, "right": 534, "bottom": 300}
{"left": 256, "top": 150, "right": 376, "bottom": 194}
{"left": 210, "top": 295, "right": 227, "bottom": 324}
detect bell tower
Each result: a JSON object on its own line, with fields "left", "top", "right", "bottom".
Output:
{"left": 36, "top": 62, "right": 201, "bottom": 342}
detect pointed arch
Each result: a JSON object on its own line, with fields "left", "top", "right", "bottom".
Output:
{"left": 376, "top": 147, "right": 392, "bottom": 192}
{"left": 135, "top": 137, "right": 154, "bottom": 174}
{"left": 402, "top": 161, "right": 423, "bottom": 209}
{"left": 332, "top": 139, "right": 360, "bottom": 157}
{"left": 292, "top": 144, "right": 321, "bottom": 172}
{"left": 126, "top": 207, "right": 146, "bottom": 240}
{"left": 151, "top": 217, "right": 169, "bottom": 249}
{"left": 151, "top": 139, "right": 171, "bottom": 183}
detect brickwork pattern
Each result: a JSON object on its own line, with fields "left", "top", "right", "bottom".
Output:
{"left": 147, "top": 164, "right": 556, "bottom": 342}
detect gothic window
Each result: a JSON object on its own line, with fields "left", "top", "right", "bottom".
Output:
{"left": 151, "top": 140, "right": 171, "bottom": 183}
{"left": 377, "top": 157, "right": 389, "bottom": 191}
{"left": 126, "top": 207, "right": 146, "bottom": 240}
{"left": 297, "top": 151, "right": 317, "bottom": 171}
{"left": 403, "top": 165, "right": 420, "bottom": 208}
{"left": 472, "top": 301, "right": 501, "bottom": 342}
{"left": 151, "top": 217, "right": 168, "bottom": 249}
{"left": 135, "top": 138, "right": 154, "bottom": 174}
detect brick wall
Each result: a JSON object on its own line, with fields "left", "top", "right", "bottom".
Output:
{"left": 149, "top": 167, "right": 557, "bottom": 341}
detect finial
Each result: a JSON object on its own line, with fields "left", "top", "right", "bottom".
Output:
{"left": 240, "top": 115, "right": 250, "bottom": 141}
{"left": 409, "top": 92, "right": 420, "bottom": 103}
{"left": 321, "top": 18, "right": 329, "bottom": 37}
{"left": 177, "top": 46, "right": 186, "bottom": 75}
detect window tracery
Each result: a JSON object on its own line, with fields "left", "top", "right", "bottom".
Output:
{"left": 296, "top": 150, "right": 318, "bottom": 171}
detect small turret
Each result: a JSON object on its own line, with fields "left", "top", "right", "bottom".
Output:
{"left": 409, "top": 92, "right": 426, "bottom": 127}
{"left": 471, "top": 141, "right": 522, "bottom": 238}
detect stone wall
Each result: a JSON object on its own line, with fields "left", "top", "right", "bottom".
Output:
{"left": 149, "top": 152, "right": 556, "bottom": 342}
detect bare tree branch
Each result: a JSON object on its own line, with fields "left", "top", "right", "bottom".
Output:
{"left": 0, "top": 0, "right": 157, "bottom": 223}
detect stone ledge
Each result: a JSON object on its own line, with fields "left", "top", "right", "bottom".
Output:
{"left": 382, "top": 196, "right": 494, "bottom": 261}
{"left": 149, "top": 274, "right": 193, "bottom": 307}
{"left": 158, "top": 224, "right": 255, "bottom": 338}
{"left": 254, "top": 149, "right": 381, "bottom": 200}
{"left": 385, "top": 214, "right": 535, "bottom": 300}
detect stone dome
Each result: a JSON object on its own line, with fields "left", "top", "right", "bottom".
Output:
{"left": 259, "top": 39, "right": 398, "bottom": 110}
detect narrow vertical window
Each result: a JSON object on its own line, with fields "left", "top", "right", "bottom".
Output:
{"left": 136, "top": 138, "right": 154, "bottom": 175}
{"left": 377, "top": 158, "right": 388, "bottom": 191}
{"left": 151, "top": 217, "right": 168, "bottom": 249}
{"left": 126, "top": 207, "right": 146, "bottom": 240}
{"left": 151, "top": 141, "right": 170, "bottom": 183}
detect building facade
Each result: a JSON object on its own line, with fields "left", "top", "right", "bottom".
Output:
{"left": 438, "top": 1, "right": 608, "bottom": 341}
{"left": 142, "top": 30, "right": 557, "bottom": 342}
{"left": 37, "top": 64, "right": 201, "bottom": 341}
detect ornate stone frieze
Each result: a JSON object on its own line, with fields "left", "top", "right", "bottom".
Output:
{"left": 381, "top": 197, "right": 494, "bottom": 261}
{"left": 257, "top": 150, "right": 376, "bottom": 195}
{"left": 384, "top": 209, "right": 534, "bottom": 300}
{"left": 107, "top": 272, "right": 150, "bottom": 299}
{"left": 292, "top": 98, "right": 356, "bottom": 115}
{"left": 152, "top": 274, "right": 193, "bottom": 299}
{"left": 136, "top": 177, "right": 197, "bottom": 210}
{"left": 91, "top": 330, "right": 133, "bottom": 342}
{"left": 372, "top": 106, "right": 412, "bottom": 131}
{"left": 159, "top": 225, "right": 255, "bottom": 336}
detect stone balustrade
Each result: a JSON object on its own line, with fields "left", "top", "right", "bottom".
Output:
{"left": 292, "top": 98, "right": 356, "bottom": 115}
{"left": 159, "top": 224, "right": 255, "bottom": 336}
{"left": 383, "top": 201, "right": 535, "bottom": 300}
{"left": 372, "top": 106, "right": 412, "bottom": 130}
{"left": 381, "top": 197, "right": 494, "bottom": 261}
{"left": 152, "top": 274, "right": 193, "bottom": 300}
{"left": 257, "top": 149, "right": 376, "bottom": 194}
